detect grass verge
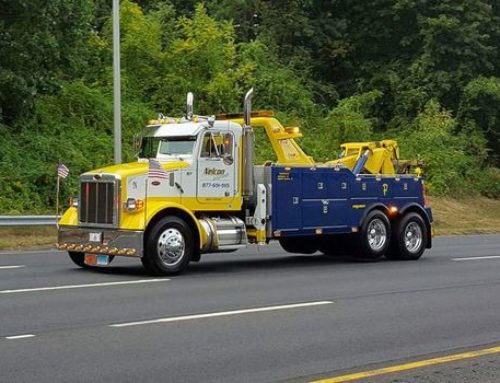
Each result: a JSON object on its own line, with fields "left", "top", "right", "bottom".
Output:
{"left": 429, "top": 196, "right": 500, "bottom": 236}
{"left": 0, "top": 227, "right": 57, "bottom": 251}
{"left": 0, "top": 197, "right": 499, "bottom": 251}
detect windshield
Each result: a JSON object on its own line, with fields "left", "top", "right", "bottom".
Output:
{"left": 139, "top": 136, "right": 196, "bottom": 158}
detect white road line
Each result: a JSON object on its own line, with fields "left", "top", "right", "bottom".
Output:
{"left": 452, "top": 256, "right": 500, "bottom": 262}
{"left": 0, "top": 278, "right": 170, "bottom": 294}
{"left": 5, "top": 334, "right": 35, "bottom": 340}
{"left": 111, "top": 300, "right": 334, "bottom": 328}
{"left": 0, "top": 265, "right": 25, "bottom": 270}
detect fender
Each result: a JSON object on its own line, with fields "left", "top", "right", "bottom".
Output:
{"left": 144, "top": 201, "right": 205, "bottom": 250}
{"left": 59, "top": 207, "right": 78, "bottom": 226}
{"left": 357, "top": 203, "right": 389, "bottom": 227}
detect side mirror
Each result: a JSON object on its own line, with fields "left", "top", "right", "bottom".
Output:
{"left": 223, "top": 154, "right": 234, "bottom": 165}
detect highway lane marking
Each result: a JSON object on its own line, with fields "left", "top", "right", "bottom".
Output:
{"left": 110, "top": 301, "right": 334, "bottom": 328}
{"left": 0, "top": 265, "right": 25, "bottom": 269}
{"left": 452, "top": 255, "right": 500, "bottom": 262}
{"left": 0, "top": 278, "right": 170, "bottom": 294}
{"left": 5, "top": 334, "right": 36, "bottom": 340}
{"left": 310, "top": 345, "right": 500, "bottom": 383}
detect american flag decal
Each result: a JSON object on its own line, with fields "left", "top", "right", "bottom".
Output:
{"left": 148, "top": 159, "right": 169, "bottom": 180}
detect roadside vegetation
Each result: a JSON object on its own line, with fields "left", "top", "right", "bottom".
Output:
{"left": 1, "top": 1, "right": 498, "bottom": 218}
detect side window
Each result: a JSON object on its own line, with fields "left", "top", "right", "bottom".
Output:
{"left": 200, "top": 132, "right": 233, "bottom": 159}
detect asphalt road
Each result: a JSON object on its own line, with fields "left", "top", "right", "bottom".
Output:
{"left": 0, "top": 234, "right": 499, "bottom": 383}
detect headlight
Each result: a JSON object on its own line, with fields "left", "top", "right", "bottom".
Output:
{"left": 123, "top": 198, "right": 144, "bottom": 212}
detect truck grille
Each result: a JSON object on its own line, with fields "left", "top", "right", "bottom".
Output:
{"left": 79, "top": 178, "right": 118, "bottom": 227}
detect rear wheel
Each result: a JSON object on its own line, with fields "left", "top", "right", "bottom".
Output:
{"left": 386, "top": 212, "right": 427, "bottom": 260}
{"left": 142, "top": 216, "right": 194, "bottom": 275}
{"left": 355, "top": 210, "right": 391, "bottom": 259}
{"left": 279, "top": 237, "right": 317, "bottom": 254}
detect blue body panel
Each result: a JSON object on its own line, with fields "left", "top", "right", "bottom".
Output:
{"left": 271, "top": 166, "right": 430, "bottom": 237}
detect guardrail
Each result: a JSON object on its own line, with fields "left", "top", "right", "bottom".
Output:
{"left": 0, "top": 216, "right": 57, "bottom": 227}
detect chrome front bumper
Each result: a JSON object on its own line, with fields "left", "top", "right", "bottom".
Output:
{"left": 58, "top": 226, "right": 143, "bottom": 257}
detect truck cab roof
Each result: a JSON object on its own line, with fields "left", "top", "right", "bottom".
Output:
{"left": 142, "top": 119, "right": 242, "bottom": 138}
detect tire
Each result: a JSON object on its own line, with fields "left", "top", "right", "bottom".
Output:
{"left": 279, "top": 237, "right": 317, "bottom": 254}
{"left": 68, "top": 251, "right": 89, "bottom": 268}
{"left": 142, "top": 216, "right": 194, "bottom": 275}
{"left": 386, "top": 212, "right": 427, "bottom": 260}
{"left": 355, "top": 210, "right": 391, "bottom": 259}
{"left": 318, "top": 234, "right": 350, "bottom": 256}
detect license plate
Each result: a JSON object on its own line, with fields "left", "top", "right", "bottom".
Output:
{"left": 84, "top": 254, "right": 110, "bottom": 266}
{"left": 89, "top": 232, "right": 102, "bottom": 243}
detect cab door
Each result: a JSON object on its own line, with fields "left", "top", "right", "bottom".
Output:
{"left": 196, "top": 131, "right": 236, "bottom": 205}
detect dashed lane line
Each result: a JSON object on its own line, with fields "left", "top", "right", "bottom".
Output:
{"left": 5, "top": 334, "right": 36, "bottom": 340}
{"left": 0, "top": 278, "right": 170, "bottom": 294}
{"left": 111, "top": 300, "right": 334, "bottom": 328}
{"left": 0, "top": 265, "right": 25, "bottom": 269}
{"left": 452, "top": 255, "right": 500, "bottom": 262}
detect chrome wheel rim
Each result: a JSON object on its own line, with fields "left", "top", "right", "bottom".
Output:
{"left": 157, "top": 228, "right": 185, "bottom": 267}
{"left": 367, "top": 218, "right": 387, "bottom": 251}
{"left": 404, "top": 222, "right": 422, "bottom": 253}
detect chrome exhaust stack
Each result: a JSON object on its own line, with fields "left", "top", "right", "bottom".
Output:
{"left": 242, "top": 88, "right": 255, "bottom": 200}
{"left": 186, "top": 92, "right": 194, "bottom": 121}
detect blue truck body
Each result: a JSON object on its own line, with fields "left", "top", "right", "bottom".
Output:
{"left": 271, "top": 166, "right": 432, "bottom": 242}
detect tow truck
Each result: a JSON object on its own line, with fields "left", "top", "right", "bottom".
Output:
{"left": 57, "top": 89, "right": 432, "bottom": 274}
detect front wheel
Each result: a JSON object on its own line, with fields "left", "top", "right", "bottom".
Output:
{"left": 68, "top": 251, "right": 89, "bottom": 268}
{"left": 142, "top": 216, "right": 194, "bottom": 275}
{"left": 386, "top": 212, "right": 427, "bottom": 260}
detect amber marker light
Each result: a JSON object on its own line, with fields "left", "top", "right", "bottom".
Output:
{"left": 389, "top": 206, "right": 399, "bottom": 215}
